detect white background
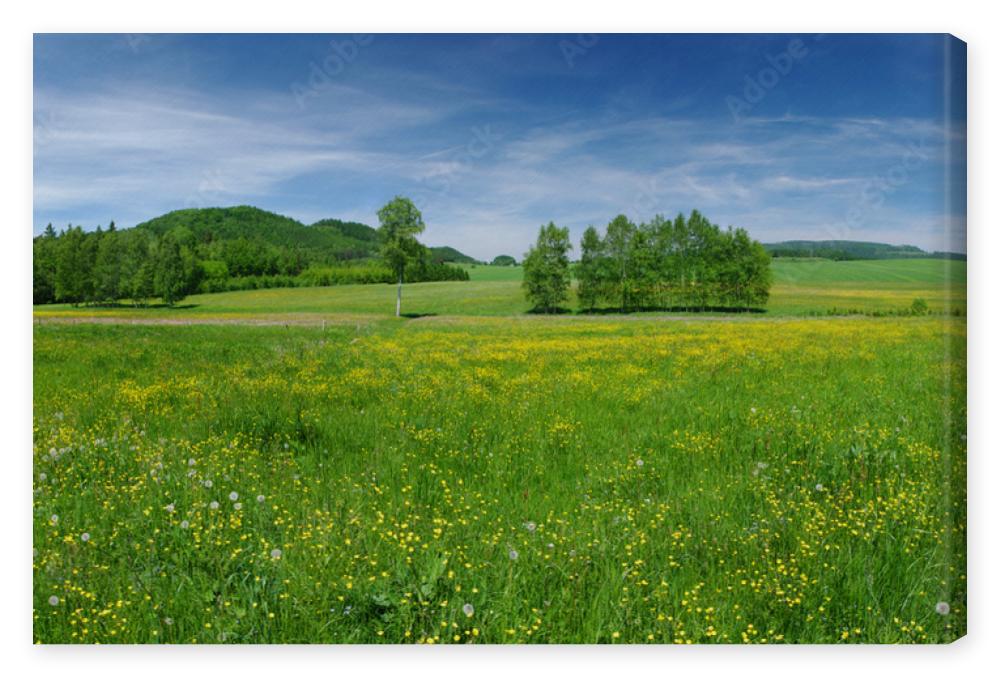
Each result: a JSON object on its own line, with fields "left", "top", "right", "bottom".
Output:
{"left": 2, "top": 2, "right": 994, "bottom": 683}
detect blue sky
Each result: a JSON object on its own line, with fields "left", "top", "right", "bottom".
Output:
{"left": 33, "top": 33, "right": 966, "bottom": 259}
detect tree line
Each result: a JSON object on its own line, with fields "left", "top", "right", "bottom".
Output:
{"left": 33, "top": 217, "right": 468, "bottom": 307}
{"left": 33, "top": 223, "right": 199, "bottom": 306}
{"left": 522, "top": 210, "right": 772, "bottom": 313}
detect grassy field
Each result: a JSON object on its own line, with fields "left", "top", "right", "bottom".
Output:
{"left": 33, "top": 314, "right": 966, "bottom": 644}
{"left": 461, "top": 264, "right": 525, "bottom": 282}
{"left": 33, "top": 258, "right": 966, "bottom": 321}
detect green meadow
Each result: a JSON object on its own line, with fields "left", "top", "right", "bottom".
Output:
{"left": 32, "top": 258, "right": 966, "bottom": 644}
{"left": 33, "top": 258, "right": 966, "bottom": 321}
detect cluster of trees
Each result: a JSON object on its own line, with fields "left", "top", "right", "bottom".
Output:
{"left": 33, "top": 205, "right": 468, "bottom": 307}
{"left": 490, "top": 255, "right": 517, "bottom": 266}
{"left": 34, "top": 223, "right": 201, "bottom": 306}
{"left": 523, "top": 210, "right": 772, "bottom": 313}
{"left": 193, "top": 260, "right": 469, "bottom": 294}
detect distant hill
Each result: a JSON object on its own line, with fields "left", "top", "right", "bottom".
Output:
{"left": 308, "top": 218, "right": 378, "bottom": 243}
{"left": 428, "top": 246, "right": 479, "bottom": 264}
{"left": 764, "top": 240, "right": 966, "bottom": 261}
{"left": 133, "top": 205, "right": 470, "bottom": 262}
{"left": 33, "top": 205, "right": 472, "bottom": 304}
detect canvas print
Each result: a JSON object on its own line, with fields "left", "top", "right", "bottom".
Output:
{"left": 32, "top": 34, "right": 967, "bottom": 644}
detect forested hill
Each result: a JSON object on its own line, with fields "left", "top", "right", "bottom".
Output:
{"left": 428, "top": 246, "right": 479, "bottom": 264}
{"left": 133, "top": 206, "right": 476, "bottom": 263}
{"left": 33, "top": 205, "right": 475, "bottom": 305}
{"left": 764, "top": 240, "right": 966, "bottom": 261}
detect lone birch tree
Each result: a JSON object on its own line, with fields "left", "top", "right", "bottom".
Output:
{"left": 376, "top": 196, "right": 426, "bottom": 317}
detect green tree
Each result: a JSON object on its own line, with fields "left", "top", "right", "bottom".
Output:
{"left": 119, "top": 229, "right": 154, "bottom": 305}
{"left": 604, "top": 214, "right": 636, "bottom": 312}
{"left": 54, "top": 225, "right": 94, "bottom": 306}
{"left": 132, "top": 259, "right": 156, "bottom": 305}
{"left": 94, "top": 223, "right": 122, "bottom": 303}
{"left": 712, "top": 229, "right": 740, "bottom": 307}
{"left": 376, "top": 196, "right": 426, "bottom": 317}
{"left": 686, "top": 210, "right": 721, "bottom": 309}
{"left": 491, "top": 255, "right": 517, "bottom": 267}
{"left": 647, "top": 214, "right": 674, "bottom": 308}
{"left": 522, "top": 222, "right": 571, "bottom": 313}
{"left": 670, "top": 212, "right": 690, "bottom": 307}
{"left": 743, "top": 233, "right": 773, "bottom": 309}
{"left": 153, "top": 231, "right": 189, "bottom": 306}
{"left": 628, "top": 222, "right": 658, "bottom": 310}
{"left": 575, "top": 226, "right": 604, "bottom": 311}
{"left": 33, "top": 224, "right": 59, "bottom": 304}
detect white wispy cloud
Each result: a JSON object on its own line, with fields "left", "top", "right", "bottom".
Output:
{"left": 34, "top": 78, "right": 956, "bottom": 258}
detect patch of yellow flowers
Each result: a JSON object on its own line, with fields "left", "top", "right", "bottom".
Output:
{"left": 33, "top": 317, "right": 965, "bottom": 643}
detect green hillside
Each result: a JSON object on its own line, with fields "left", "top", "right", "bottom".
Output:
{"left": 133, "top": 205, "right": 471, "bottom": 263}
{"left": 765, "top": 240, "right": 966, "bottom": 261}
{"left": 428, "top": 245, "right": 479, "bottom": 264}
{"left": 33, "top": 205, "right": 472, "bottom": 305}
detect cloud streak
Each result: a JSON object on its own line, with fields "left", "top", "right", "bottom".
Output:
{"left": 33, "top": 35, "right": 964, "bottom": 258}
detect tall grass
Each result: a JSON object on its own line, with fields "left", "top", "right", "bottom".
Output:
{"left": 33, "top": 317, "right": 966, "bottom": 643}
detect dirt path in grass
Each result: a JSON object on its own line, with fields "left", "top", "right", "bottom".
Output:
{"left": 33, "top": 311, "right": 896, "bottom": 327}
{"left": 32, "top": 313, "right": 383, "bottom": 327}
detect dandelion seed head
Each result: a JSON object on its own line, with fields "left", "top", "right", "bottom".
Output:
{"left": 233, "top": 502, "right": 242, "bottom": 511}
{"left": 209, "top": 500, "right": 219, "bottom": 510}
{"left": 462, "top": 603, "right": 474, "bottom": 617}
{"left": 508, "top": 548, "right": 519, "bottom": 561}
{"left": 80, "top": 532, "right": 90, "bottom": 542}
{"left": 187, "top": 458, "right": 196, "bottom": 466}
{"left": 936, "top": 601, "right": 950, "bottom": 616}
{"left": 815, "top": 483, "right": 824, "bottom": 492}
{"left": 229, "top": 491, "right": 239, "bottom": 501}
{"left": 203, "top": 479, "right": 213, "bottom": 488}
{"left": 48, "top": 595, "right": 59, "bottom": 606}
{"left": 256, "top": 494, "right": 266, "bottom": 503}
{"left": 270, "top": 548, "right": 282, "bottom": 559}
{"left": 165, "top": 503, "right": 175, "bottom": 513}
{"left": 49, "top": 514, "right": 58, "bottom": 524}
{"left": 524, "top": 521, "right": 537, "bottom": 533}
{"left": 635, "top": 458, "right": 644, "bottom": 467}
{"left": 180, "top": 520, "right": 190, "bottom": 529}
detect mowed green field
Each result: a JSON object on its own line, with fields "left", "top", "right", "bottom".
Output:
{"left": 33, "top": 314, "right": 966, "bottom": 644}
{"left": 33, "top": 258, "right": 966, "bottom": 321}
